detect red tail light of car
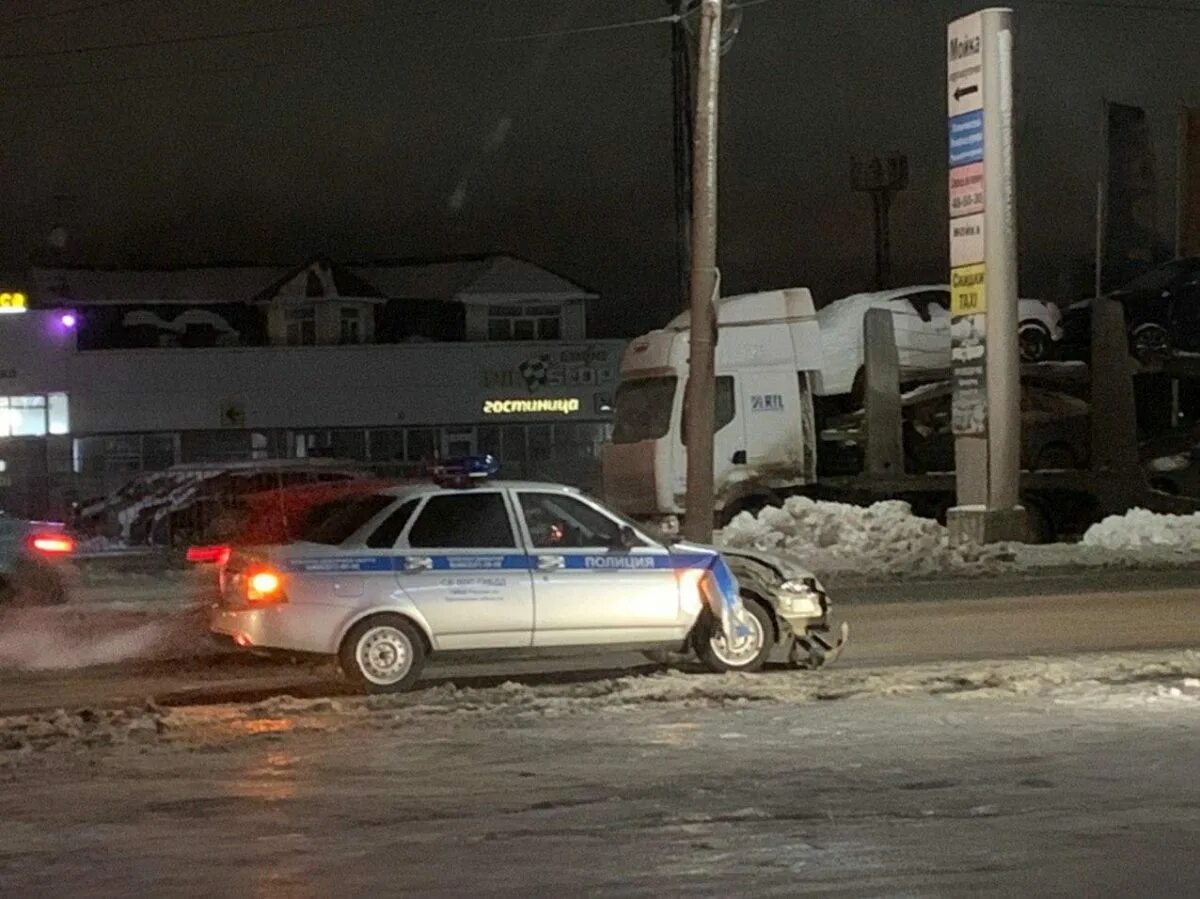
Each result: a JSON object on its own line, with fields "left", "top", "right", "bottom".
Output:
{"left": 29, "top": 533, "right": 75, "bottom": 556}
{"left": 187, "top": 544, "right": 232, "bottom": 566}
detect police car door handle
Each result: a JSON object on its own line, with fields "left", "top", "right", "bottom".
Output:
{"left": 536, "top": 555, "right": 565, "bottom": 571}
{"left": 404, "top": 556, "right": 433, "bottom": 572}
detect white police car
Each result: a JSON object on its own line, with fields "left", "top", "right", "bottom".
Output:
{"left": 209, "top": 456, "right": 844, "bottom": 693}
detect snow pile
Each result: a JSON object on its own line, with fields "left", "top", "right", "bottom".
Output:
{"left": 0, "top": 704, "right": 169, "bottom": 757}
{"left": 719, "top": 497, "right": 1200, "bottom": 581}
{"left": 1081, "top": 508, "right": 1200, "bottom": 552}
{"left": 720, "top": 496, "right": 1007, "bottom": 579}
{"left": 187, "top": 649, "right": 1200, "bottom": 738}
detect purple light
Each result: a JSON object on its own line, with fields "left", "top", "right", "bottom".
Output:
{"left": 58, "top": 312, "right": 78, "bottom": 329}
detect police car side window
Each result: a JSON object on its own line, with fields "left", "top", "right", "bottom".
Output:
{"left": 365, "top": 499, "right": 419, "bottom": 549}
{"left": 407, "top": 493, "right": 516, "bottom": 549}
{"left": 518, "top": 493, "right": 627, "bottom": 549}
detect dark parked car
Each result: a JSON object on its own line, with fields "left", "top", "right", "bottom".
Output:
{"left": 904, "top": 386, "right": 1090, "bottom": 473}
{"left": 1061, "top": 257, "right": 1200, "bottom": 363}
{"left": 0, "top": 514, "right": 75, "bottom": 606}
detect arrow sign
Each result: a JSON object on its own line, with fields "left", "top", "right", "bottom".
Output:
{"left": 947, "top": 12, "right": 983, "bottom": 116}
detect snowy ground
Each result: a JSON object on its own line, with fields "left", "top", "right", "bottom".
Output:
{"left": 721, "top": 497, "right": 1200, "bottom": 583}
{"left": 2, "top": 648, "right": 1197, "bottom": 758}
{"left": 1, "top": 651, "right": 1198, "bottom": 895}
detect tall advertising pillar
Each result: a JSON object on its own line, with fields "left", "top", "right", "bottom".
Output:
{"left": 946, "top": 7, "right": 1026, "bottom": 544}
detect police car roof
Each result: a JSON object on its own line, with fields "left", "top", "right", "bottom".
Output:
{"left": 383, "top": 480, "right": 581, "bottom": 498}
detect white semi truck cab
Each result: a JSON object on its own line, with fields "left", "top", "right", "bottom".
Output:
{"left": 602, "top": 288, "right": 823, "bottom": 523}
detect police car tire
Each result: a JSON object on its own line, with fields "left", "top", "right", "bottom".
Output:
{"left": 338, "top": 615, "right": 426, "bottom": 694}
{"left": 693, "top": 598, "right": 773, "bottom": 674}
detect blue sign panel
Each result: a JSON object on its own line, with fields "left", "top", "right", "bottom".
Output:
{"left": 948, "top": 110, "right": 984, "bottom": 166}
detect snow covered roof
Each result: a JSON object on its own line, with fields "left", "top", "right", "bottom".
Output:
{"left": 33, "top": 255, "right": 594, "bottom": 307}
{"left": 31, "top": 265, "right": 290, "bottom": 306}
{"left": 251, "top": 258, "right": 385, "bottom": 304}
{"left": 351, "top": 255, "right": 595, "bottom": 303}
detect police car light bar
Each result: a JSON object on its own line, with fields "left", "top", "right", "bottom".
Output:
{"left": 432, "top": 454, "right": 500, "bottom": 487}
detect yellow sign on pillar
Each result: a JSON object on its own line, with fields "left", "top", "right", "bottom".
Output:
{"left": 950, "top": 263, "right": 987, "bottom": 316}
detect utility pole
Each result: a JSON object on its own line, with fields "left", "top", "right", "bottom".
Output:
{"left": 682, "top": 0, "right": 722, "bottom": 543}
{"left": 669, "top": 0, "right": 694, "bottom": 313}
{"left": 850, "top": 153, "right": 909, "bottom": 290}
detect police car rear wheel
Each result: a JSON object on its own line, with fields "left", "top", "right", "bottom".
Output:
{"left": 694, "top": 599, "right": 772, "bottom": 673}
{"left": 339, "top": 616, "right": 425, "bottom": 693}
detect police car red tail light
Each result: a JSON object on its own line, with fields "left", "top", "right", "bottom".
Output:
{"left": 29, "top": 533, "right": 75, "bottom": 556}
{"left": 246, "top": 568, "right": 287, "bottom": 604}
{"left": 187, "top": 544, "right": 232, "bottom": 566}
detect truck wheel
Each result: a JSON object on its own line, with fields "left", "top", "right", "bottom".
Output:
{"left": 338, "top": 615, "right": 426, "bottom": 694}
{"left": 1018, "top": 321, "right": 1053, "bottom": 362}
{"left": 693, "top": 598, "right": 773, "bottom": 673}
{"left": 1131, "top": 323, "right": 1169, "bottom": 363}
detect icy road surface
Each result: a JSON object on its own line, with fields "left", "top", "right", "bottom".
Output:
{"left": 1, "top": 655, "right": 1199, "bottom": 896}
{"left": 2, "top": 571, "right": 1199, "bottom": 715}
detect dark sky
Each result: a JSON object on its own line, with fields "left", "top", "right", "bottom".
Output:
{"left": 2, "top": 0, "right": 1199, "bottom": 336}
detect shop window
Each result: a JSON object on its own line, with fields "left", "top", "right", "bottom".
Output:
{"left": 0, "top": 396, "right": 46, "bottom": 437}
{"left": 369, "top": 429, "right": 406, "bottom": 462}
{"left": 47, "top": 393, "right": 69, "bottom": 435}
{"left": 405, "top": 428, "right": 436, "bottom": 463}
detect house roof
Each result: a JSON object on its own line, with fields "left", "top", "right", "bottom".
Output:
{"left": 31, "top": 254, "right": 595, "bottom": 306}
{"left": 31, "top": 264, "right": 290, "bottom": 306}
{"left": 251, "top": 258, "right": 385, "bottom": 304}
{"left": 350, "top": 254, "right": 595, "bottom": 303}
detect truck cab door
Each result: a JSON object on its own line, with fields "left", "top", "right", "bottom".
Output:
{"left": 679, "top": 375, "right": 744, "bottom": 499}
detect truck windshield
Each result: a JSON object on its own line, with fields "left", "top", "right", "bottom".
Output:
{"left": 611, "top": 376, "right": 678, "bottom": 444}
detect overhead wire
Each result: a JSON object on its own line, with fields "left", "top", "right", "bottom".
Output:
{"left": 2, "top": 6, "right": 689, "bottom": 92}
{"left": 5, "top": 0, "right": 1200, "bottom": 93}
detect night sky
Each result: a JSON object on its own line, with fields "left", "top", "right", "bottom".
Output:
{"left": 2, "top": 0, "right": 1199, "bottom": 336}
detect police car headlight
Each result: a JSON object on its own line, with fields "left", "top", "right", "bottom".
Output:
{"left": 777, "top": 578, "right": 822, "bottom": 617}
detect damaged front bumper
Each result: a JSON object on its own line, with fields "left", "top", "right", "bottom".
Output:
{"left": 769, "top": 578, "right": 849, "bottom": 669}
{"left": 721, "top": 549, "right": 849, "bottom": 669}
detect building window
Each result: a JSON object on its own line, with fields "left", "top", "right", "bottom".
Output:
{"left": 285, "top": 305, "right": 317, "bottom": 346}
{"left": 487, "top": 304, "right": 564, "bottom": 341}
{"left": 0, "top": 394, "right": 68, "bottom": 438}
{"left": 48, "top": 393, "right": 69, "bottom": 435}
{"left": 339, "top": 306, "right": 363, "bottom": 344}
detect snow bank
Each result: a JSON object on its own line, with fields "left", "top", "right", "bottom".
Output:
{"left": 1081, "top": 508, "right": 1200, "bottom": 551}
{"left": 718, "top": 497, "right": 1200, "bottom": 581}
{"left": 719, "top": 496, "right": 1008, "bottom": 580}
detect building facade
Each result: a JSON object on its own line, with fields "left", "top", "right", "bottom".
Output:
{"left": 0, "top": 256, "right": 620, "bottom": 516}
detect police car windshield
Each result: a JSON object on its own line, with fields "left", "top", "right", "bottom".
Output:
{"left": 297, "top": 494, "right": 395, "bottom": 545}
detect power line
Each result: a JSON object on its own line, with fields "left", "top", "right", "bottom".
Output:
{"left": 7, "top": 0, "right": 1199, "bottom": 93}
{"left": 4, "top": 8, "right": 690, "bottom": 91}
{"left": 0, "top": 10, "right": 397, "bottom": 61}
{"left": 0, "top": 0, "right": 152, "bottom": 27}
{"left": 1023, "top": 0, "right": 1200, "bottom": 11}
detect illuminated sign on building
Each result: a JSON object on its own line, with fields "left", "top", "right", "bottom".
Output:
{"left": 482, "top": 397, "right": 581, "bottom": 415}
{"left": 0, "top": 292, "right": 28, "bottom": 314}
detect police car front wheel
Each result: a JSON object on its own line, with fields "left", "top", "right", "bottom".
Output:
{"left": 339, "top": 615, "right": 426, "bottom": 693}
{"left": 693, "top": 599, "right": 773, "bottom": 673}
